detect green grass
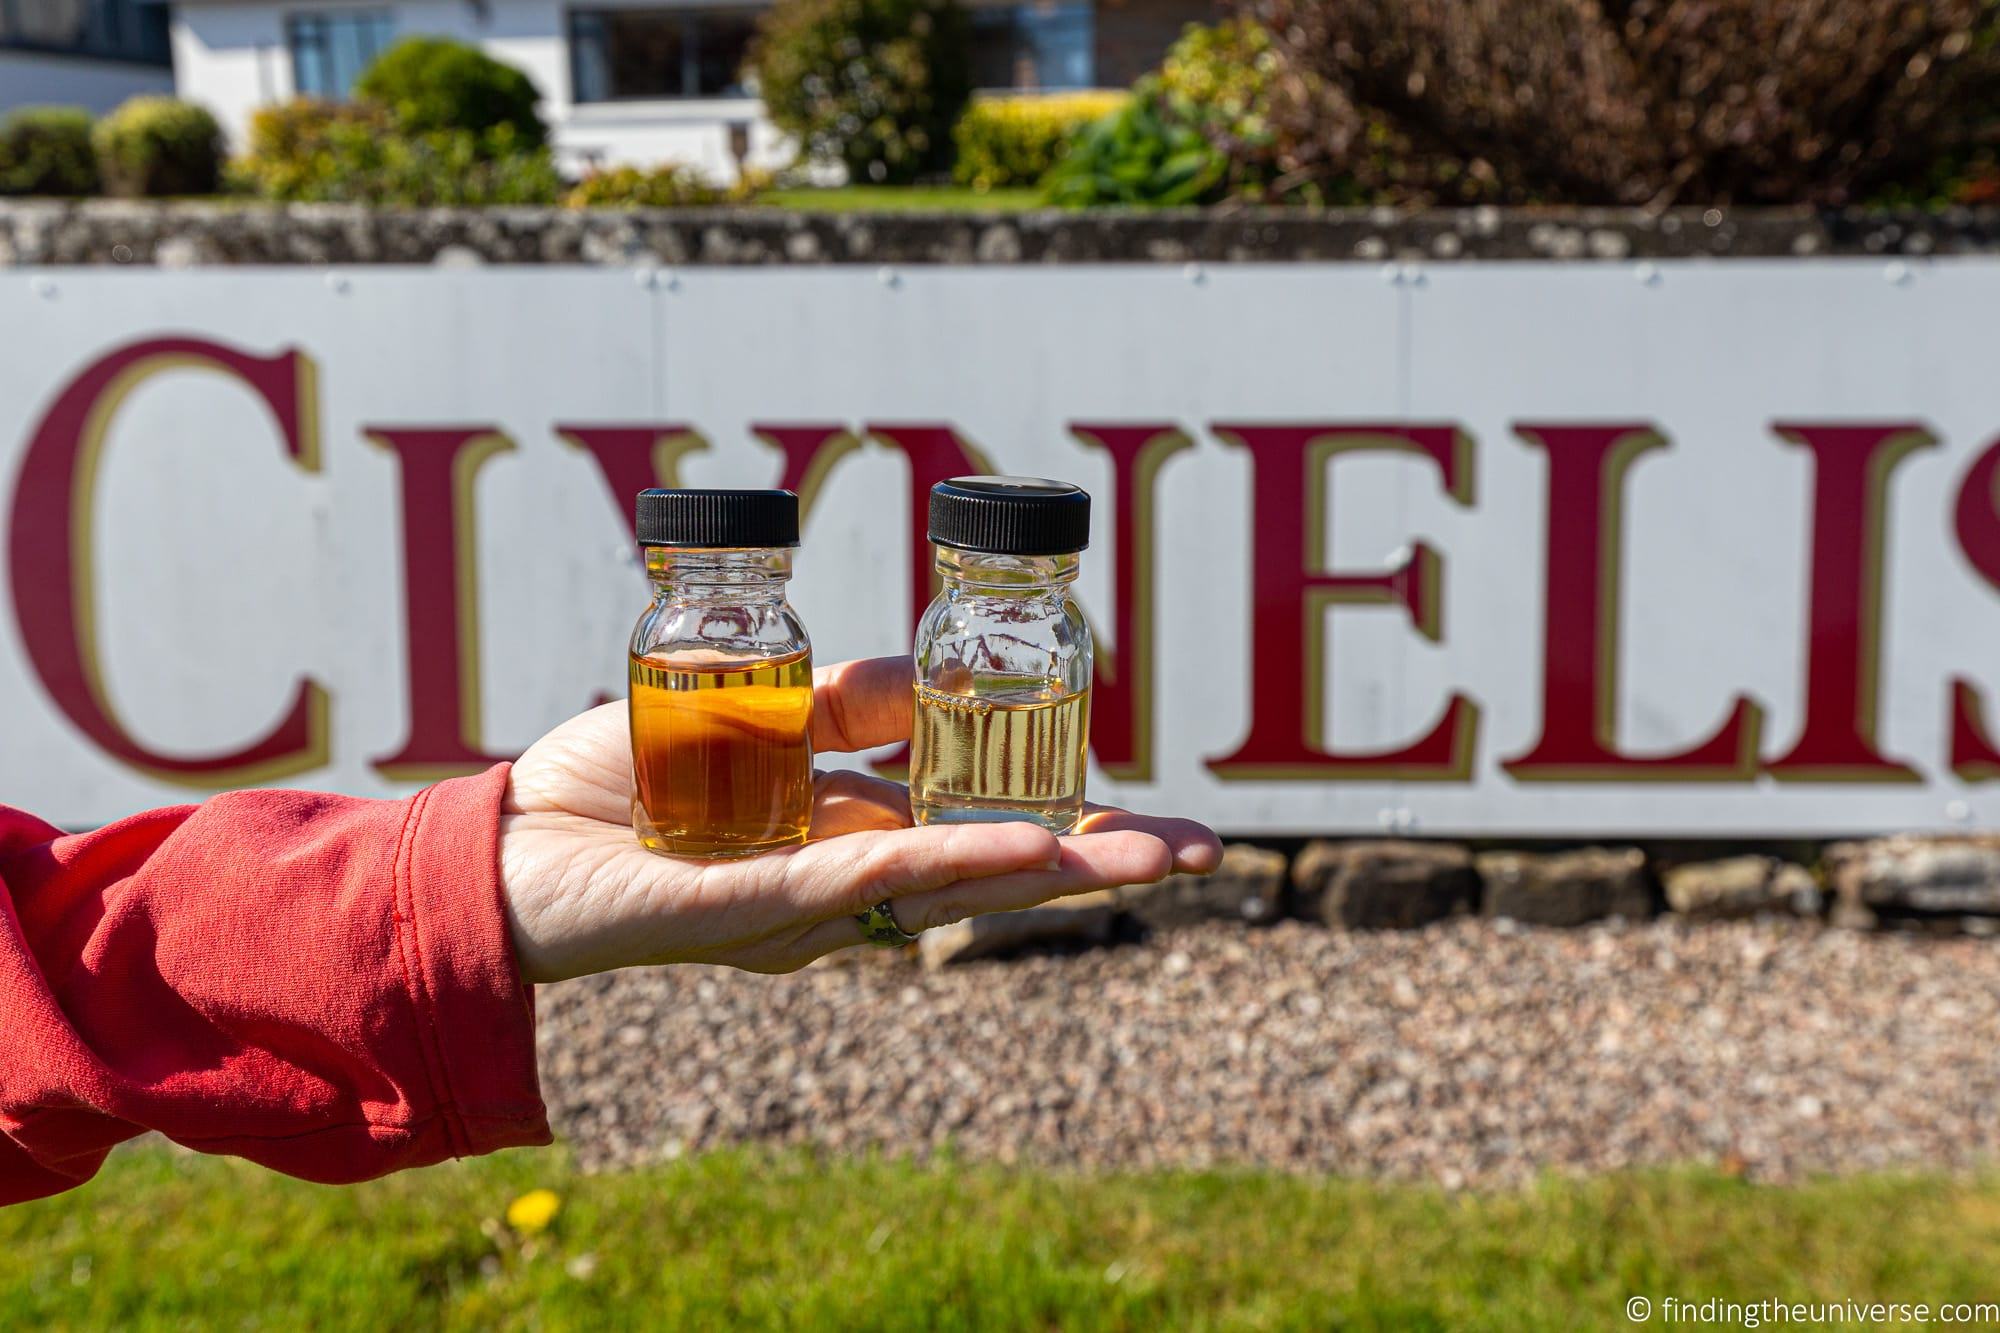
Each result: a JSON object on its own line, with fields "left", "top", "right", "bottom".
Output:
{"left": 762, "top": 184, "right": 1046, "bottom": 212}
{"left": 7, "top": 1146, "right": 2000, "bottom": 1331}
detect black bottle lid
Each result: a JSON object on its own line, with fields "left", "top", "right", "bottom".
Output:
{"left": 927, "top": 476, "right": 1091, "bottom": 556}
{"left": 635, "top": 489, "right": 799, "bottom": 548}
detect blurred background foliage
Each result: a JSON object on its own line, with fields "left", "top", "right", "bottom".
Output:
{"left": 6, "top": 4, "right": 2000, "bottom": 208}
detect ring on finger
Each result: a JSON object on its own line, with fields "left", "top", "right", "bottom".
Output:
{"left": 856, "top": 899, "right": 921, "bottom": 947}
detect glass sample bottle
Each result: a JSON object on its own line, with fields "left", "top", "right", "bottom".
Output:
{"left": 628, "top": 489, "right": 812, "bottom": 858}
{"left": 909, "top": 476, "right": 1093, "bottom": 833}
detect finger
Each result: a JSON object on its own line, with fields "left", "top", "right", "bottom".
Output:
{"left": 889, "top": 830, "right": 1172, "bottom": 932}
{"left": 752, "top": 820, "right": 1062, "bottom": 922}
{"left": 1074, "top": 805, "right": 1222, "bottom": 874}
{"left": 807, "top": 769, "right": 913, "bottom": 839}
{"left": 812, "top": 656, "right": 913, "bottom": 753}
{"left": 790, "top": 829, "right": 1173, "bottom": 958}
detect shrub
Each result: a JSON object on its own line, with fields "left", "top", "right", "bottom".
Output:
{"left": 231, "top": 99, "right": 383, "bottom": 200}
{"left": 233, "top": 99, "right": 562, "bottom": 205}
{"left": 355, "top": 36, "right": 547, "bottom": 149}
{"left": 1150, "top": 20, "right": 1377, "bottom": 206}
{"left": 564, "top": 163, "right": 769, "bottom": 207}
{"left": 1245, "top": 0, "right": 2000, "bottom": 206}
{"left": 750, "top": 0, "right": 971, "bottom": 184}
{"left": 1042, "top": 93, "right": 1228, "bottom": 207}
{"left": 0, "top": 106, "right": 98, "bottom": 196}
{"left": 1040, "top": 22, "right": 1384, "bottom": 208}
{"left": 93, "top": 97, "right": 222, "bottom": 197}
{"left": 951, "top": 91, "right": 1127, "bottom": 191}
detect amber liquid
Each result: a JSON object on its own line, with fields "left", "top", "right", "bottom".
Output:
{"left": 909, "top": 678, "right": 1090, "bottom": 833}
{"left": 629, "top": 648, "right": 813, "bottom": 858}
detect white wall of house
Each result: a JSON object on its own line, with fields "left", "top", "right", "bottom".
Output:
{"left": 0, "top": 51, "right": 175, "bottom": 115}
{"left": 168, "top": 0, "right": 789, "bottom": 180}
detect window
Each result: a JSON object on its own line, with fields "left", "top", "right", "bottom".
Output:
{"left": 288, "top": 11, "right": 395, "bottom": 99}
{"left": 569, "top": 8, "right": 758, "bottom": 102}
{"left": 0, "top": 0, "right": 170, "bottom": 64}
{"left": 970, "top": 2, "right": 1092, "bottom": 91}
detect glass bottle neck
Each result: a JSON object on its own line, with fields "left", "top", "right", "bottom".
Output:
{"left": 934, "top": 547, "right": 1079, "bottom": 595}
{"left": 646, "top": 547, "right": 793, "bottom": 602}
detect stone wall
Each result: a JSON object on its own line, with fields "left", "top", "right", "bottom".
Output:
{"left": 1, "top": 200, "right": 1995, "bottom": 267}
{"left": 918, "top": 835, "right": 2000, "bottom": 966}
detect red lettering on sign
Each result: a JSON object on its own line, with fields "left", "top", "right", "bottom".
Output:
{"left": 7, "top": 337, "right": 328, "bottom": 785}
{"left": 558, "top": 424, "right": 710, "bottom": 539}
{"left": 1766, "top": 422, "right": 1933, "bottom": 781}
{"left": 365, "top": 426, "right": 516, "bottom": 779}
{"left": 754, "top": 423, "right": 861, "bottom": 517}
{"left": 1503, "top": 423, "right": 1763, "bottom": 781}
{"left": 1071, "top": 423, "right": 1191, "bottom": 781}
{"left": 1204, "top": 423, "right": 1479, "bottom": 780}
{"left": 1948, "top": 435, "right": 2000, "bottom": 779}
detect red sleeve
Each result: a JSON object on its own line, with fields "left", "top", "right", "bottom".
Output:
{"left": 0, "top": 766, "right": 550, "bottom": 1204}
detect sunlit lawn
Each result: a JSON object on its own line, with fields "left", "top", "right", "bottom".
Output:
{"left": 6, "top": 1145, "right": 2000, "bottom": 1331}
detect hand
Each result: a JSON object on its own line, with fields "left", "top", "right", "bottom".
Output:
{"left": 498, "top": 656, "right": 1221, "bottom": 982}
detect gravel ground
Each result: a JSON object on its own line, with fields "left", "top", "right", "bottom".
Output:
{"left": 536, "top": 919, "right": 2000, "bottom": 1185}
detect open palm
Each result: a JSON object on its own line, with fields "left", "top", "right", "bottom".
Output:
{"left": 498, "top": 656, "right": 1221, "bottom": 981}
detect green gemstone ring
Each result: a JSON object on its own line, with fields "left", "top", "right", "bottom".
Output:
{"left": 856, "top": 900, "right": 921, "bottom": 947}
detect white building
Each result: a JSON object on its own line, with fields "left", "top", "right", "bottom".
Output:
{"left": 157, "top": 0, "right": 1213, "bottom": 180}
{"left": 1, "top": 0, "right": 175, "bottom": 115}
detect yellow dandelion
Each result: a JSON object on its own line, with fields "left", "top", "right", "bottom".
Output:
{"left": 506, "top": 1188, "right": 562, "bottom": 1234}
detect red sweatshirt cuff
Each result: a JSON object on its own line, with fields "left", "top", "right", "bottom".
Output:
{"left": 398, "top": 765, "right": 552, "bottom": 1158}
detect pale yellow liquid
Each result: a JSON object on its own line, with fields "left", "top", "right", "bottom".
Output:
{"left": 629, "top": 648, "right": 813, "bottom": 858}
{"left": 909, "top": 678, "right": 1090, "bottom": 833}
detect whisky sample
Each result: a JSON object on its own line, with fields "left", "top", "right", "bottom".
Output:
{"left": 909, "top": 677, "right": 1090, "bottom": 833}
{"left": 629, "top": 647, "right": 813, "bottom": 858}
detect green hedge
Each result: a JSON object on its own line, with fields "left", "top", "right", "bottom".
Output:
{"left": 232, "top": 98, "right": 562, "bottom": 206}
{"left": 354, "top": 36, "right": 547, "bottom": 147}
{"left": 750, "top": 0, "right": 972, "bottom": 184}
{"left": 93, "top": 97, "right": 222, "bottom": 198}
{"left": 564, "top": 163, "right": 772, "bottom": 207}
{"left": 0, "top": 106, "right": 97, "bottom": 196}
{"left": 951, "top": 91, "right": 1127, "bottom": 191}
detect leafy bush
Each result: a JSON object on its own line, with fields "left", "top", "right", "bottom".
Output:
{"left": 232, "top": 99, "right": 380, "bottom": 199}
{"left": 93, "top": 97, "right": 222, "bottom": 197}
{"left": 951, "top": 91, "right": 1127, "bottom": 191}
{"left": 232, "top": 99, "right": 562, "bottom": 205}
{"left": 565, "top": 163, "right": 769, "bottom": 207}
{"left": 0, "top": 106, "right": 98, "bottom": 196}
{"left": 1042, "top": 94, "right": 1227, "bottom": 207}
{"left": 1042, "top": 22, "right": 1380, "bottom": 208}
{"left": 750, "top": 0, "right": 972, "bottom": 184}
{"left": 1150, "top": 20, "right": 1376, "bottom": 206}
{"left": 1245, "top": 0, "right": 2000, "bottom": 206}
{"left": 355, "top": 36, "right": 547, "bottom": 149}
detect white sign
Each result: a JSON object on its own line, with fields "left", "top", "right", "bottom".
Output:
{"left": 5, "top": 261, "right": 2000, "bottom": 835}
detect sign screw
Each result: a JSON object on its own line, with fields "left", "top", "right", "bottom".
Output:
{"left": 1634, "top": 262, "right": 1661, "bottom": 286}
{"left": 324, "top": 273, "right": 350, "bottom": 295}
{"left": 29, "top": 277, "right": 55, "bottom": 299}
{"left": 877, "top": 266, "right": 901, "bottom": 289}
{"left": 1884, "top": 260, "right": 1912, "bottom": 285}
{"left": 1183, "top": 262, "right": 1206, "bottom": 285}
